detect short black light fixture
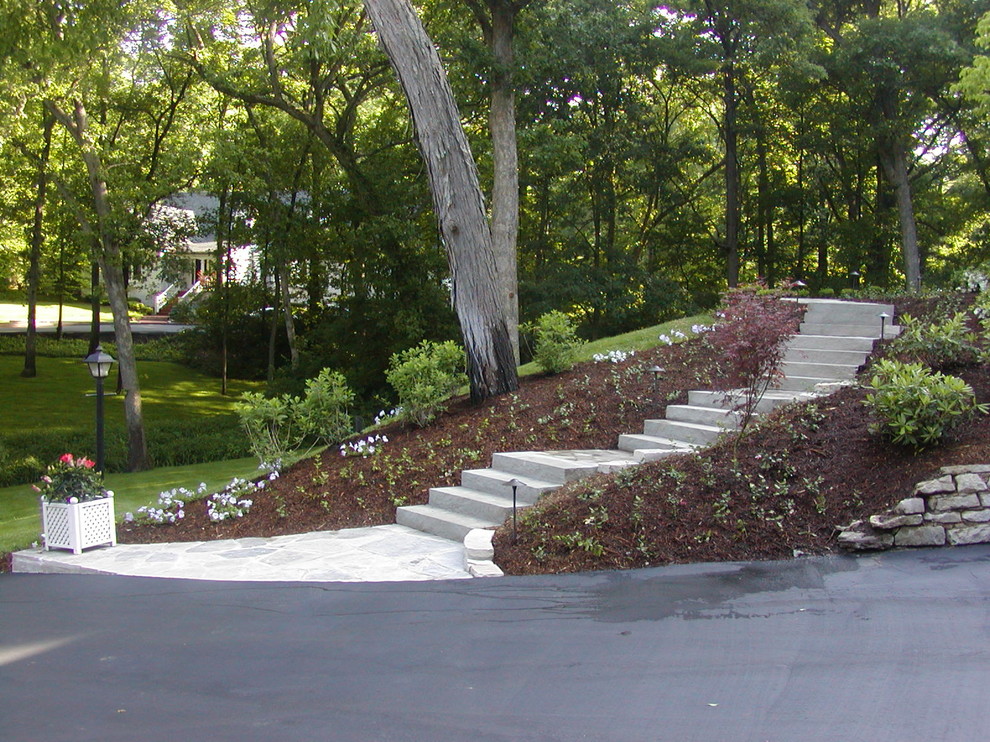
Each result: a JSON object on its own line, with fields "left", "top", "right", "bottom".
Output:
{"left": 879, "top": 312, "right": 890, "bottom": 341}
{"left": 83, "top": 345, "right": 115, "bottom": 472}
{"left": 850, "top": 270, "right": 861, "bottom": 289}
{"left": 648, "top": 365, "right": 664, "bottom": 394}
{"left": 506, "top": 477, "right": 524, "bottom": 544}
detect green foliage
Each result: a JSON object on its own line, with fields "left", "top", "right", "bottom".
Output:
{"left": 0, "top": 334, "right": 185, "bottom": 362}
{"left": 888, "top": 313, "right": 980, "bottom": 370}
{"left": 296, "top": 368, "right": 356, "bottom": 445}
{"left": 235, "top": 391, "right": 306, "bottom": 466}
{"left": 386, "top": 340, "right": 467, "bottom": 427}
{"left": 864, "top": 359, "right": 987, "bottom": 450}
{"left": 531, "top": 311, "right": 580, "bottom": 374}
{"left": 235, "top": 366, "right": 356, "bottom": 463}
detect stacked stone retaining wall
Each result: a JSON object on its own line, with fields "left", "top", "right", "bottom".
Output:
{"left": 838, "top": 465, "right": 990, "bottom": 551}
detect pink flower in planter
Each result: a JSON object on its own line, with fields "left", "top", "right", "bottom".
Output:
{"left": 60, "top": 453, "right": 74, "bottom": 464}
{"left": 79, "top": 458, "right": 95, "bottom": 469}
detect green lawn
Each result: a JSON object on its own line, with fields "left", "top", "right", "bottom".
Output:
{"left": 0, "top": 301, "right": 118, "bottom": 325}
{"left": 0, "top": 356, "right": 262, "bottom": 435}
{"left": 517, "top": 312, "right": 713, "bottom": 378}
{"left": 0, "top": 457, "right": 266, "bottom": 555}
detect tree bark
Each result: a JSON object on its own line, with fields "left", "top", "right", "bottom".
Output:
{"left": 488, "top": 1, "right": 520, "bottom": 363}
{"left": 22, "top": 113, "right": 54, "bottom": 378}
{"left": 723, "top": 60, "right": 740, "bottom": 287}
{"left": 879, "top": 145, "right": 921, "bottom": 292}
{"left": 47, "top": 99, "right": 151, "bottom": 471}
{"left": 363, "top": 0, "right": 518, "bottom": 402}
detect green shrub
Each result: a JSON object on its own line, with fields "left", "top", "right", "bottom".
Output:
{"left": 234, "top": 392, "right": 305, "bottom": 465}
{"left": 888, "top": 313, "right": 979, "bottom": 370}
{"left": 531, "top": 310, "right": 579, "bottom": 374}
{"left": 817, "top": 288, "right": 835, "bottom": 298}
{"left": 386, "top": 340, "right": 466, "bottom": 427}
{"left": 864, "top": 359, "right": 987, "bottom": 450}
{"left": 296, "top": 368, "right": 356, "bottom": 445}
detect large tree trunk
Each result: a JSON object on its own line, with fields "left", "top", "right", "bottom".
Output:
{"left": 48, "top": 99, "right": 150, "bottom": 471}
{"left": 880, "top": 145, "right": 921, "bottom": 292}
{"left": 364, "top": 0, "right": 518, "bottom": 402}
{"left": 723, "top": 61, "right": 740, "bottom": 287}
{"left": 22, "top": 113, "right": 54, "bottom": 378}
{"left": 488, "top": 1, "right": 520, "bottom": 363}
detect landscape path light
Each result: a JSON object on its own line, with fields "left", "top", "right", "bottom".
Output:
{"left": 82, "top": 345, "right": 115, "bottom": 472}
{"left": 879, "top": 312, "right": 890, "bottom": 341}
{"left": 506, "top": 477, "right": 524, "bottom": 544}
{"left": 648, "top": 365, "right": 664, "bottom": 395}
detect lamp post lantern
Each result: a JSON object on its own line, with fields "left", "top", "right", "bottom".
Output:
{"left": 83, "top": 345, "right": 115, "bottom": 472}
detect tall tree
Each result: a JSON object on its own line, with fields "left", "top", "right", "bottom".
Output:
{"left": 364, "top": 0, "right": 518, "bottom": 401}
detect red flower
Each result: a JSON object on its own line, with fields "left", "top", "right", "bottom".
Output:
{"left": 59, "top": 453, "right": 74, "bottom": 464}
{"left": 79, "top": 458, "right": 95, "bottom": 469}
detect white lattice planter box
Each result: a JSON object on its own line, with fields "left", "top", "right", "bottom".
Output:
{"left": 41, "top": 495, "right": 117, "bottom": 555}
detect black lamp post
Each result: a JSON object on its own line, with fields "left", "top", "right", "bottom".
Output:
{"left": 648, "top": 365, "right": 664, "bottom": 394}
{"left": 83, "top": 345, "right": 115, "bottom": 472}
{"left": 879, "top": 312, "right": 890, "bottom": 341}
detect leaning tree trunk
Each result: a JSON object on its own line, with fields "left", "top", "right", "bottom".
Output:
{"left": 363, "top": 0, "right": 518, "bottom": 402}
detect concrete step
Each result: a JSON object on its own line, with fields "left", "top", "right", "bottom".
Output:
{"left": 459, "top": 469, "right": 557, "bottom": 502}
{"left": 774, "top": 375, "right": 844, "bottom": 392}
{"left": 796, "top": 298, "right": 895, "bottom": 324}
{"left": 783, "top": 347, "right": 870, "bottom": 365}
{"left": 799, "top": 322, "right": 898, "bottom": 338}
{"left": 665, "top": 404, "right": 744, "bottom": 428}
{"left": 787, "top": 335, "right": 876, "bottom": 352}
{"left": 428, "top": 486, "right": 517, "bottom": 523}
{"left": 780, "top": 360, "right": 859, "bottom": 380}
{"left": 396, "top": 504, "right": 496, "bottom": 542}
{"left": 687, "top": 389, "right": 814, "bottom": 413}
{"left": 617, "top": 433, "right": 697, "bottom": 454}
{"left": 490, "top": 450, "right": 629, "bottom": 484}
{"left": 642, "top": 419, "right": 729, "bottom": 446}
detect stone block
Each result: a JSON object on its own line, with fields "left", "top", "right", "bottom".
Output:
{"left": 894, "top": 497, "right": 925, "bottom": 515}
{"left": 869, "top": 514, "right": 923, "bottom": 530}
{"left": 915, "top": 475, "right": 955, "bottom": 495}
{"left": 463, "top": 528, "right": 495, "bottom": 562}
{"left": 982, "top": 494, "right": 990, "bottom": 508}
{"left": 924, "top": 512, "right": 962, "bottom": 524}
{"left": 837, "top": 522, "right": 893, "bottom": 551}
{"left": 894, "top": 525, "right": 946, "bottom": 547}
{"left": 929, "top": 494, "right": 982, "bottom": 512}
{"left": 947, "top": 525, "right": 990, "bottom": 546}
{"left": 961, "top": 510, "right": 990, "bottom": 523}
{"left": 941, "top": 464, "right": 990, "bottom": 475}
{"left": 956, "top": 473, "right": 989, "bottom": 493}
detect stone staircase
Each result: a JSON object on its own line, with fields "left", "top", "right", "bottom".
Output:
{"left": 396, "top": 298, "right": 898, "bottom": 544}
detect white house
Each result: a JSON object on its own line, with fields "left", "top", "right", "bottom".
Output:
{"left": 128, "top": 194, "right": 256, "bottom": 313}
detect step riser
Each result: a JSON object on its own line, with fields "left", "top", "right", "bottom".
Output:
{"left": 799, "top": 323, "right": 898, "bottom": 338}
{"left": 787, "top": 335, "right": 876, "bottom": 352}
{"left": 797, "top": 299, "right": 895, "bottom": 322}
{"left": 664, "top": 405, "right": 743, "bottom": 428}
{"left": 396, "top": 506, "right": 492, "bottom": 542}
{"left": 617, "top": 434, "right": 691, "bottom": 453}
{"left": 784, "top": 348, "right": 869, "bottom": 365}
{"left": 780, "top": 361, "right": 859, "bottom": 380}
{"left": 489, "top": 453, "right": 598, "bottom": 484}
{"left": 459, "top": 470, "right": 551, "bottom": 502}
{"left": 428, "top": 487, "right": 518, "bottom": 523}
{"left": 686, "top": 390, "right": 808, "bottom": 413}
{"left": 642, "top": 420, "right": 723, "bottom": 445}
{"left": 774, "top": 376, "right": 840, "bottom": 392}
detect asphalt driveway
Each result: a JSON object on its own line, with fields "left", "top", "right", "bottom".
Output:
{"left": 3, "top": 546, "right": 989, "bottom": 741}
